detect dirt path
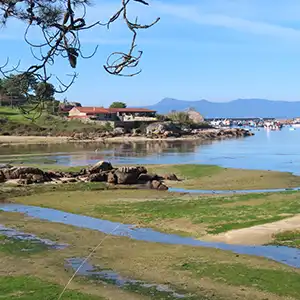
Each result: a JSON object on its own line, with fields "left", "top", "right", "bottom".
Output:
{"left": 205, "top": 214, "right": 300, "bottom": 245}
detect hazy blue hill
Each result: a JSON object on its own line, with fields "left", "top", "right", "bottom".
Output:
{"left": 147, "top": 98, "right": 300, "bottom": 118}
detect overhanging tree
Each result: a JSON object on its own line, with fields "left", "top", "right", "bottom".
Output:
{"left": 0, "top": 0, "right": 159, "bottom": 118}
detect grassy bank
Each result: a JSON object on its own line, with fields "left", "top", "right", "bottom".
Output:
{"left": 1, "top": 276, "right": 103, "bottom": 300}
{"left": 0, "top": 106, "right": 110, "bottom": 137}
{"left": 1, "top": 211, "right": 299, "bottom": 300}
{"left": 148, "top": 164, "right": 300, "bottom": 190}
{"left": 12, "top": 187, "right": 300, "bottom": 238}
{"left": 269, "top": 230, "right": 300, "bottom": 248}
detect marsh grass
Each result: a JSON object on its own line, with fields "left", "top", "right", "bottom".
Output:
{"left": 179, "top": 261, "right": 300, "bottom": 299}
{"left": 94, "top": 191, "right": 300, "bottom": 235}
{"left": 1, "top": 211, "right": 296, "bottom": 300}
{"left": 0, "top": 276, "right": 103, "bottom": 300}
{"left": 269, "top": 230, "right": 300, "bottom": 248}
{"left": 0, "top": 235, "right": 49, "bottom": 255}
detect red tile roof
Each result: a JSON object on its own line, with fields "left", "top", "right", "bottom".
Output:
{"left": 109, "top": 108, "right": 156, "bottom": 113}
{"left": 72, "top": 107, "right": 156, "bottom": 114}
{"left": 73, "top": 107, "right": 110, "bottom": 114}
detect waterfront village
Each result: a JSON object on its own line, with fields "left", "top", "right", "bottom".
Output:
{"left": 61, "top": 102, "right": 300, "bottom": 131}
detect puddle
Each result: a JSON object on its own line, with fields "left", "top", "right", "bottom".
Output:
{"left": 66, "top": 258, "right": 187, "bottom": 299}
{"left": 0, "top": 224, "right": 67, "bottom": 249}
{"left": 1, "top": 204, "right": 300, "bottom": 268}
{"left": 169, "top": 187, "right": 300, "bottom": 194}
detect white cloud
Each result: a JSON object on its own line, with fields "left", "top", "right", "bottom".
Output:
{"left": 152, "top": 1, "right": 300, "bottom": 40}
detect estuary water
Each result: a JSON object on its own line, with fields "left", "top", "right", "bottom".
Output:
{"left": 0, "top": 127, "right": 299, "bottom": 173}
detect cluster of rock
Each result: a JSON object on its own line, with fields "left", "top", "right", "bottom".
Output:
{"left": 0, "top": 162, "right": 179, "bottom": 190}
{"left": 68, "top": 123, "right": 253, "bottom": 141}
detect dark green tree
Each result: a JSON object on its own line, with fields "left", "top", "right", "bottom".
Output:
{"left": 1, "top": 74, "right": 37, "bottom": 98}
{"left": 109, "top": 102, "right": 127, "bottom": 109}
{"left": 35, "top": 82, "right": 55, "bottom": 101}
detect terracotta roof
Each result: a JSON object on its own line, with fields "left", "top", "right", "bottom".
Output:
{"left": 109, "top": 108, "right": 156, "bottom": 113}
{"left": 71, "top": 107, "right": 156, "bottom": 114}
{"left": 73, "top": 107, "right": 110, "bottom": 114}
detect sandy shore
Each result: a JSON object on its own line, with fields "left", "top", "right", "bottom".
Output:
{"left": 0, "top": 134, "right": 217, "bottom": 145}
{"left": 0, "top": 129, "right": 252, "bottom": 145}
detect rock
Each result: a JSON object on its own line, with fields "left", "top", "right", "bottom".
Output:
{"left": 0, "top": 164, "right": 12, "bottom": 169}
{"left": 151, "top": 180, "right": 161, "bottom": 189}
{"left": 0, "top": 171, "right": 5, "bottom": 183}
{"left": 164, "top": 173, "right": 179, "bottom": 181}
{"left": 146, "top": 122, "right": 182, "bottom": 137}
{"left": 46, "top": 171, "right": 64, "bottom": 179}
{"left": 88, "top": 173, "right": 107, "bottom": 182}
{"left": 115, "top": 166, "right": 147, "bottom": 184}
{"left": 157, "top": 183, "right": 169, "bottom": 191}
{"left": 4, "top": 166, "right": 44, "bottom": 180}
{"left": 19, "top": 178, "right": 33, "bottom": 185}
{"left": 4, "top": 179, "right": 22, "bottom": 186}
{"left": 60, "top": 177, "right": 78, "bottom": 184}
{"left": 138, "top": 173, "right": 155, "bottom": 183}
{"left": 88, "top": 161, "right": 113, "bottom": 174}
{"left": 113, "top": 127, "right": 125, "bottom": 135}
{"left": 107, "top": 172, "right": 117, "bottom": 184}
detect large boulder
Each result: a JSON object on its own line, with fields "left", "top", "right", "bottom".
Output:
{"left": 115, "top": 166, "right": 147, "bottom": 185}
{"left": 88, "top": 173, "right": 107, "bottom": 182}
{"left": 0, "top": 170, "right": 5, "bottom": 183}
{"left": 2, "top": 166, "right": 47, "bottom": 181}
{"left": 113, "top": 127, "right": 125, "bottom": 135}
{"left": 164, "top": 173, "right": 179, "bottom": 181}
{"left": 146, "top": 122, "right": 182, "bottom": 137}
{"left": 107, "top": 172, "right": 117, "bottom": 184}
{"left": 151, "top": 180, "right": 161, "bottom": 190}
{"left": 88, "top": 161, "right": 113, "bottom": 174}
{"left": 138, "top": 173, "right": 160, "bottom": 183}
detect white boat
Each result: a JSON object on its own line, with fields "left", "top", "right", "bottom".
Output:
{"left": 291, "top": 123, "right": 300, "bottom": 128}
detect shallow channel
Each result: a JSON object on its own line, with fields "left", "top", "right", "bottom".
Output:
{"left": 0, "top": 224, "right": 67, "bottom": 249}
{"left": 1, "top": 203, "right": 300, "bottom": 268}
{"left": 66, "top": 258, "right": 188, "bottom": 299}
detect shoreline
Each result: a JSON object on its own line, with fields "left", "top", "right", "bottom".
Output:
{"left": 0, "top": 128, "right": 252, "bottom": 145}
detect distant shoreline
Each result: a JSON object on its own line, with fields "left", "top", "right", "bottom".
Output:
{"left": 0, "top": 128, "right": 253, "bottom": 145}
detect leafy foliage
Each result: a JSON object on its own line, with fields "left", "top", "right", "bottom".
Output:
{"left": 109, "top": 102, "right": 127, "bottom": 109}
{"left": 167, "top": 111, "right": 193, "bottom": 124}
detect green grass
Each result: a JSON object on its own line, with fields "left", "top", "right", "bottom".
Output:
{"left": 0, "top": 106, "right": 111, "bottom": 136}
{"left": 94, "top": 191, "right": 300, "bottom": 235}
{"left": 149, "top": 164, "right": 300, "bottom": 190}
{"left": 0, "top": 276, "right": 104, "bottom": 300}
{"left": 0, "top": 235, "right": 49, "bottom": 255}
{"left": 0, "top": 182, "right": 107, "bottom": 202}
{"left": 147, "top": 164, "right": 222, "bottom": 179}
{"left": 269, "top": 230, "right": 300, "bottom": 248}
{"left": 179, "top": 261, "right": 300, "bottom": 299}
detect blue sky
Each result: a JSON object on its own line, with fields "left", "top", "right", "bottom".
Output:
{"left": 1, "top": 0, "right": 300, "bottom": 106}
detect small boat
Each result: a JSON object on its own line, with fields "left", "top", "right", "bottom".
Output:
{"left": 289, "top": 127, "right": 296, "bottom": 131}
{"left": 291, "top": 123, "right": 300, "bottom": 128}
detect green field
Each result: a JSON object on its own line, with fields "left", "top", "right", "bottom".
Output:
{"left": 0, "top": 106, "right": 110, "bottom": 136}
{"left": 1, "top": 164, "right": 300, "bottom": 299}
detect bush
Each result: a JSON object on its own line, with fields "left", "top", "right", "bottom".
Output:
{"left": 168, "top": 112, "right": 193, "bottom": 125}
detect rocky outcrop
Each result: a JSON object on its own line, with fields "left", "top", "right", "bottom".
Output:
{"left": 0, "top": 162, "right": 170, "bottom": 191}
{"left": 144, "top": 122, "right": 253, "bottom": 140}
{"left": 88, "top": 161, "right": 113, "bottom": 174}
{"left": 1, "top": 166, "right": 50, "bottom": 183}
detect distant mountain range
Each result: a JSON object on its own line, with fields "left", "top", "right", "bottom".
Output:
{"left": 146, "top": 98, "right": 300, "bottom": 118}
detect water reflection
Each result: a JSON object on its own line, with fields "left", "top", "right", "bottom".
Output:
{"left": 1, "top": 128, "right": 300, "bottom": 174}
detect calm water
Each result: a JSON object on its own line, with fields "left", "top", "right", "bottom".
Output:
{"left": 0, "top": 127, "right": 299, "bottom": 173}
{"left": 1, "top": 203, "right": 300, "bottom": 268}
